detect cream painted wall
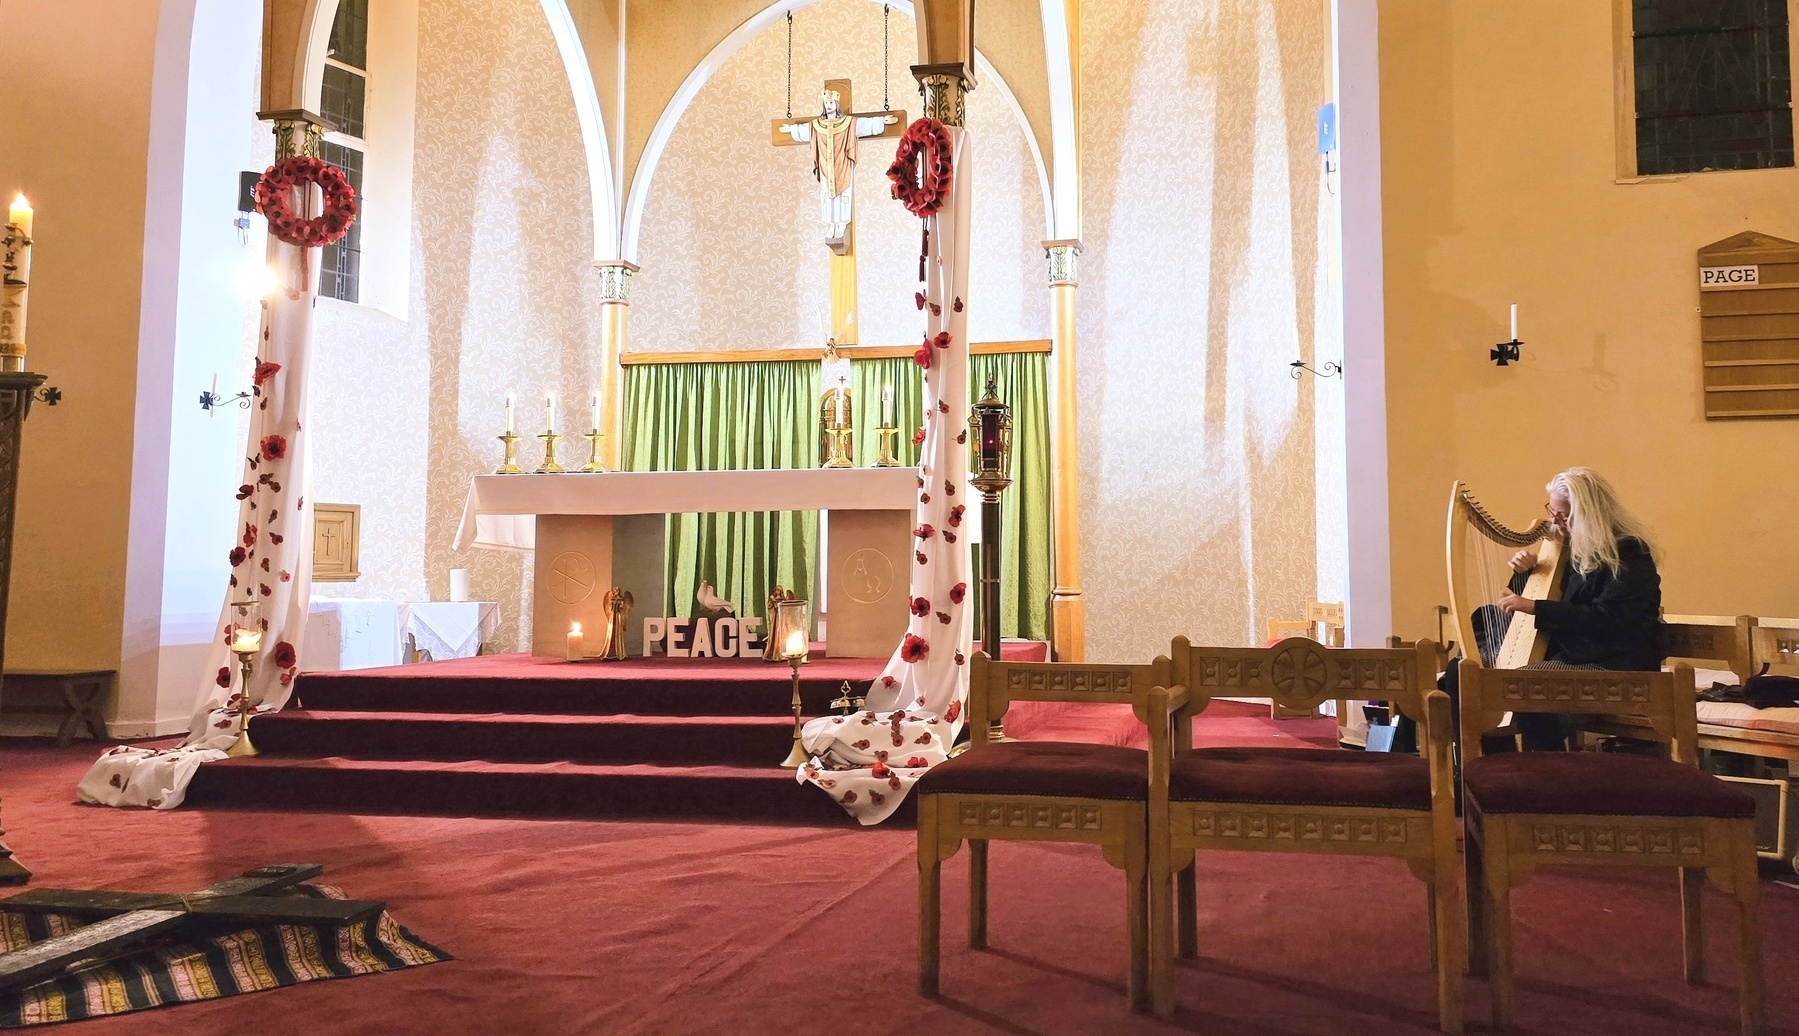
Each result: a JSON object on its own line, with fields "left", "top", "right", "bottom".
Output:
{"left": 1380, "top": 0, "right": 1799, "bottom": 641}
{"left": 0, "top": 2, "right": 163, "bottom": 676}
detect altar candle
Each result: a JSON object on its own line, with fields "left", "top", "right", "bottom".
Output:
{"left": 834, "top": 385, "right": 845, "bottom": 428}
{"left": 1, "top": 195, "right": 33, "bottom": 361}
{"left": 567, "top": 621, "right": 584, "bottom": 661}
{"left": 545, "top": 393, "right": 556, "bottom": 434}
{"left": 230, "top": 626, "right": 263, "bottom": 655}
{"left": 504, "top": 394, "right": 515, "bottom": 434}
{"left": 590, "top": 392, "right": 600, "bottom": 432}
{"left": 1509, "top": 303, "right": 1518, "bottom": 342}
{"left": 882, "top": 383, "right": 893, "bottom": 426}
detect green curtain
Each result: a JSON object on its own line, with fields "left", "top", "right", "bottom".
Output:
{"left": 622, "top": 360, "right": 820, "bottom": 623}
{"left": 970, "top": 352, "right": 1052, "bottom": 643}
{"left": 850, "top": 357, "right": 924, "bottom": 469}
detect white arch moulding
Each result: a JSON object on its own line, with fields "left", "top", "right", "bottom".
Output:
{"left": 295, "top": 0, "right": 339, "bottom": 113}
{"left": 538, "top": 0, "right": 620, "bottom": 262}
{"left": 621, "top": 0, "right": 1055, "bottom": 264}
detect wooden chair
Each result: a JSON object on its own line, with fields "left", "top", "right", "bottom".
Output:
{"left": 916, "top": 652, "right": 1185, "bottom": 1012}
{"left": 1149, "top": 637, "right": 1463, "bottom": 1031}
{"left": 1752, "top": 616, "right": 1799, "bottom": 675}
{"left": 1459, "top": 662, "right": 1765, "bottom": 1034}
{"left": 1581, "top": 615, "right": 1753, "bottom": 751}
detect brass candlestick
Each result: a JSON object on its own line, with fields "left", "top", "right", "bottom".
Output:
{"left": 495, "top": 432, "right": 522, "bottom": 474}
{"left": 227, "top": 652, "right": 259, "bottom": 757}
{"left": 781, "top": 653, "right": 810, "bottom": 767}
{"left": 824, "top": 427, "right": 853, "bottom": 468}
{"left": 536, "top": 431, "right": 565, "bottom": 473}
{"left": 875, "top": 425, "right": 900, "bottom": 466}
{"left": 580, "top": 430, "right": 606, "bottom": 472}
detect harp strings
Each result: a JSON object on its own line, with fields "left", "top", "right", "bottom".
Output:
{"left": 1467, "top": 531, "right": 1513, "bottom": 667}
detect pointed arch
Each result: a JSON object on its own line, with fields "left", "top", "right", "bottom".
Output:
{"left": 538, "top": 0, "right": 620, "bottom": 262}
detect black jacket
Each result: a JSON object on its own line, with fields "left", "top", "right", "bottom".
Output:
{"left": 1515, "top": 537, "right": 1662, "bottom": 670}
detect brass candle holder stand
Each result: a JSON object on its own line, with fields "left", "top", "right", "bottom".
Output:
{"left": 829, "top": 680, "right": 866, "bottom": 715}
{"left": 823, "top": 427, "right": 853, "bottom": 468}
{"left": 781, "top": 653, "right": 810, "bottom": 768}
{"left": 580, "top": 430, "right": 607, "bottom": 473}
{"left": 875, "top": 425, "right": 900, "bottom": 467}
{"left": 536, "top": 431, "right": 565, "bottom": 473}
{"left": 495, "top": 432, "right": 523, "bottom": 474}
{"left": 227, "top": 652, "right": 259, "bottom": 757}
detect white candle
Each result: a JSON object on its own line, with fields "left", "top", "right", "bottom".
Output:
{"left": 882, "top": 383, "right": 893, "bottom": 426}
{"left": 231, "top": 626, "right": 263, "bottom": 655}
{"left": 834, "top": 385, "right": 845, "bottom": 428}
{"left": 1509, "top": 303, "right": 1518, "bottom": 341}
{"left": 567, "top": 621, "right": 585, "bottom": 661}
{"left": 545, "top": 393, "right": 556, "bottom": 434}
{"left": 0, "top": 194, "right": 34, "bottom": 361}
{"left": 783, "top": 626, "right": 807, "bottom": 659}
{"left": 504, "top": 394, "right": 514, "bottom": 434}
{"left": 590, "top": 392, "right": 600, "bottom": 433}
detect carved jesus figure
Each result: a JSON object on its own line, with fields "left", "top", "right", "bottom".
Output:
{"left": 776, "top": 88, "right": 900, "bottom": 254}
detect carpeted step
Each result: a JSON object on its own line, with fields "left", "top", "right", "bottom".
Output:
{"left": 250, "top": 710, "right": 799, "bottom": 766}
{"left": 183, "top": 756, "right": 912, "bottom": 826}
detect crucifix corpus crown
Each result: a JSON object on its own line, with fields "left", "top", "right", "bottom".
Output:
{"left": 771, "top": 79, "right": 906, "bottom": 256}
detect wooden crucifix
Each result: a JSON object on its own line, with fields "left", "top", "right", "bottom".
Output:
{"left": 771, "top": 79, "right": 906, "bottom": 345}
{"left": 0, "top": 863, "right": 383, "bottom": 992}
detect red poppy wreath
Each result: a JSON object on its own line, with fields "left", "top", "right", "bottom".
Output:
{"left": 256, "top": 156, "right": 358, "bottom": 249}
{"left": 887, "top": 117, "right": 954, "bottom": 217}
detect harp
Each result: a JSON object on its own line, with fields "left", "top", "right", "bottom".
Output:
{"left": 1445, "top": 481, "right": 1566, "bottom": 670}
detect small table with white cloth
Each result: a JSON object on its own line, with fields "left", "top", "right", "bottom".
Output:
{"left": 303, "top": 598, "right": 502, "bottom": 671}
{"left": 453, "top": 469, "right": 917, "bottom": 658}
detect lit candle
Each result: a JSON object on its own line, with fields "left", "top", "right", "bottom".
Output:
{"left": 231, "top": 626, "right": 263, "bottom": 655}
{"left": 545, "top": 393, "right": 556, "bottom": 434}
{"left": 0, "top": 194, "right": 34, "bottom": 367}
{"left": 783, "top": 626, "right": 807, "bottom": 660}
{"left": 1509, "top": 303, "right": 1518, "bottom": 342}
{"left": 567, "top": 621, "right": 585, "bottom": 661}
{"left": 882, "top": 383, "right": 893, "bottom": 426}
{"left": 834, "top": 385, "right": 846, "bottom": 428}
{"left": 504, "top": 394, "right": 515, "bottom": 434}
{"left": 590, "top": 392, "right": 600, "bottom": 433}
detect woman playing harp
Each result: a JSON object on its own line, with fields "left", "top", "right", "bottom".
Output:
{"left": 1446, "top": 467, "right": 1662, "bottom": 750}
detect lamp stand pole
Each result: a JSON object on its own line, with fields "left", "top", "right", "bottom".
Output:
{"left": 981, "top": 488, "right": 1010, "bottom": 742}
{"left": 0, "top": 372, "right": 47, "bottom": 884}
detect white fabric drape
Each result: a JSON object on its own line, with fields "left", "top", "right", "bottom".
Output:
{"left": 798, "top": 126, "right": 974, "bottom": 825}
{"left": 79, "top": 189, "right": 319, "bottom": 810}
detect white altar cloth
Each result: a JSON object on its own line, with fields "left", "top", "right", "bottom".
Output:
{"left": 454, "top": 468, "right": 921, "bottom": 551}
{"left": 302, "top": 598, "right": 500, "bottom": 671}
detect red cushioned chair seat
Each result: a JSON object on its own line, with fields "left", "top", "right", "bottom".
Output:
{"left": 1464, "top": 752, "right": 1755, "bottom": 819}
{"left": 914, "top": 741, "right": 1149, "bottom": 801}
{"left": 1169, "top": 747, "right": 1432, "bottom": 812}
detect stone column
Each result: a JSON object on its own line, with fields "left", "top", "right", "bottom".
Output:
{"left": 595, "top": 260, "right": 636, "bottom": 471}
{"left": 1043, "top": 240, "right": 1084, "bottom": 661}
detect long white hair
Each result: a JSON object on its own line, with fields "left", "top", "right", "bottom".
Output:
{"left": 1548, "top": 468, "right": 1652, "bottom": 576}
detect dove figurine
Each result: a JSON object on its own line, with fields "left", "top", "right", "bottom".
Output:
{"left": 695, "top": 581, "right": 735, "bottom": 614}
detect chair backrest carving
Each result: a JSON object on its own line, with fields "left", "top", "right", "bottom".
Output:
{"left": 1458, "top": 660, "right": 1698, "bottom": 764}
{"left": 967, "top": 652, "right": 1178, "bottom": 746}
{"left": 1658, "top": 614, "right": 1753, "bottom": 680}
{"left": 1171, "top": 636, "right": 1436, "bottom": 723}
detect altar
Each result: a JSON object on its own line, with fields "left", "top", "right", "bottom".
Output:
{"left": 454, "top": 468, "right": 917, "bottom": 658}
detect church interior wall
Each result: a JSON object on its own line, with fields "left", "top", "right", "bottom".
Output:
{"left": 0, "top": 3, "right": 166, "bottom": 690}
{"left": 1380, "top": 0, "right": 1799, "bottom": 642}
{"left": 1076, "top": 0, "right": 1334, "bottom": 663}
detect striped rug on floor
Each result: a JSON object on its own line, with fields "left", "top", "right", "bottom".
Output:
{"left": 0, "top": 885, "right": 449, "bottom": 1026}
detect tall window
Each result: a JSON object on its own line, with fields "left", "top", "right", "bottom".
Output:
{"left": 319, "top": 0, "right": 369, "bottom": 302}
{"left": 1633, "top": 0, "right": 1795, "bottom": 175}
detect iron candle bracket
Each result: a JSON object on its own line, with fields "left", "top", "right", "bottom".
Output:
{"left": 1289, "top": 360, "right": 1342, "bottom": 380}
{"left": 1491, "top": 339, "right": 1522, "bottom": 366}
{"left": 199, "top": 389, "right": 252, "bottom": 413}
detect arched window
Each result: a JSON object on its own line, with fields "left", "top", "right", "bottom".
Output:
{"left": 319, "top": 0, "right": 369, "bottom": 302}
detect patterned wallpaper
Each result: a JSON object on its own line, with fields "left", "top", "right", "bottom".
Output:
{"left": 631, "top": 0, "right": 1049, "bottom": 351}
{"left": 303, "top": 0, "right": 1332, "bottom": 660}
{"left": 1078, "top": 0, "right": 1332, "bottom": 661}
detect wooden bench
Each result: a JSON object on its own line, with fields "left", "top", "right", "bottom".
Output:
{"left": 1, "top": 669, "right": 113, "bottom": 746}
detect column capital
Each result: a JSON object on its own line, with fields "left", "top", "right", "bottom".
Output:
{"left": 1043, "top": 240, "right": 1082, "bottom": 286}
{"left": 595, "top": 260, "right": 639, "bottom": 304}
{"left": 258, "top": 109, "right": 332, "bottom": 160}
{"left": 912, "top": 63, "right": 972, "bottom": 127}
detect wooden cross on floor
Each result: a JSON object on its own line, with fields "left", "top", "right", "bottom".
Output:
{"left": 0, "top": 863, "right": 383, "bottom": 992}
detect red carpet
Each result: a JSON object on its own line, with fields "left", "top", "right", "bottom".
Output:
{"left": 7, "top": 727, "right": 1795, "bottom": 1035}
{"left": 186, "top": 643, "right": 1052, "bottom": 823}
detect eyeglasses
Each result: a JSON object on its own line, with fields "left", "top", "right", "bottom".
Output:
{"left": 1545, "top": 503, "right": 1571, "bottom": 523}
